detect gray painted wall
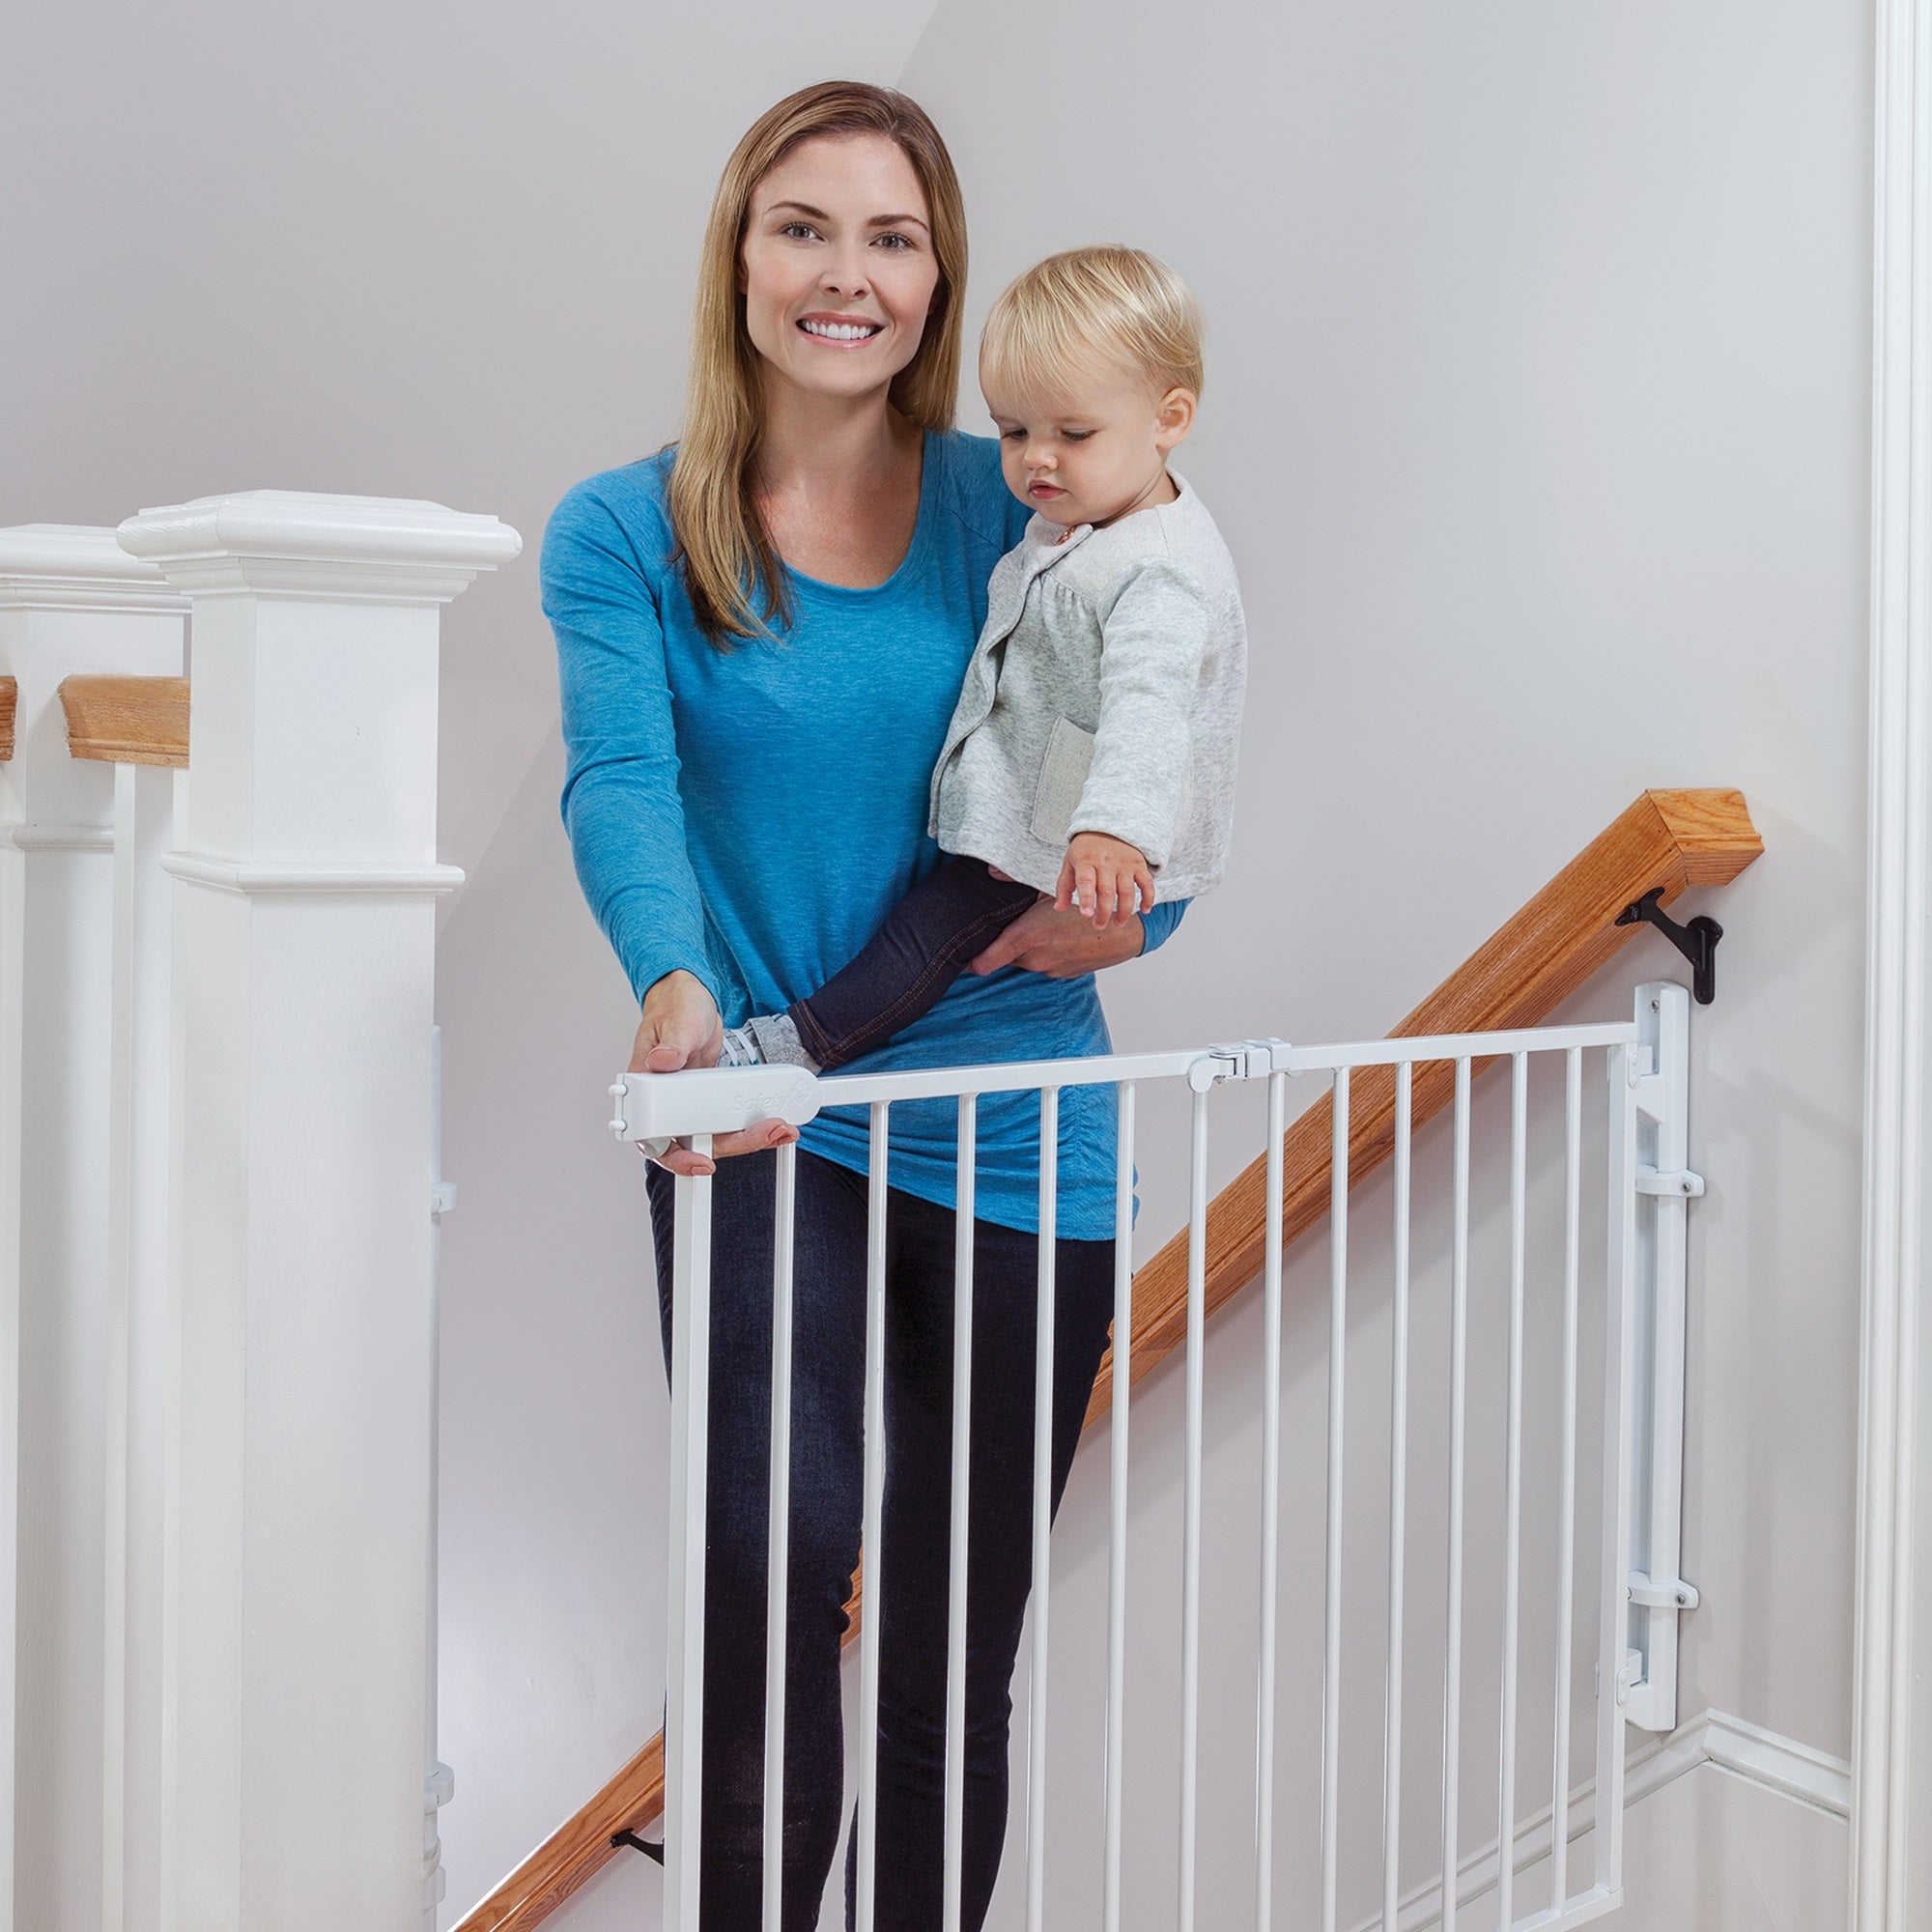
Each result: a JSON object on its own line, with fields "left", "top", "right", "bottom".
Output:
{"left": 3, "top": 0, "right": 1874, "bottom": 1925}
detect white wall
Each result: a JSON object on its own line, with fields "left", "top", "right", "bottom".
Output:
{"left": 895, "top": 1, "right": 1871, "bottom": 1925}
{"left": 4, "top": 0, "right": 1874, "bottom": 1926}
{"left": 435, "top": 1, "right": 1874, "bottom": 1926}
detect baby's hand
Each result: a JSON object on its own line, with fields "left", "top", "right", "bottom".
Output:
{"left": 1056, "top": 833, "right": 1156, "bottom": 929}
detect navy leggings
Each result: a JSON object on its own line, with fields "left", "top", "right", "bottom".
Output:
{"left": 645, "top": 1149, "right": 1115, "bottom": 1930}
{"left": 787, "top": 857, "right": 1040, "bottom": 1070}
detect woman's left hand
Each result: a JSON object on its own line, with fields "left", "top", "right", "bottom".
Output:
{"left": 966, "top": 900, "right": 1147, "bottom": 979}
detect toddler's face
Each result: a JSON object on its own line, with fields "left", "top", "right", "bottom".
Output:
{"left": 982, "top": 355, "right": 1193, "bottom": 529}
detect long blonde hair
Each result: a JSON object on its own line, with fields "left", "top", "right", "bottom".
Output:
{"left": 670, "top": 81, "right": 968, "bottom": 645}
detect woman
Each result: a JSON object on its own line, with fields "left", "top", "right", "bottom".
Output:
{"left": 543, "top": 81, "right": 1185, "bottom": 1929}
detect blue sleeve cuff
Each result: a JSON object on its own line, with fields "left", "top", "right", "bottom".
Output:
{"left": 1140, "top": 897, "right": 1189, "bottom": 955}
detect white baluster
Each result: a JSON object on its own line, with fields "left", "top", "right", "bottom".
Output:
{"left": 426, "top": 1024, "right": 456, "bottom": 1932}
{"left": 0, "top": 526, "right": 185, "bottom": 1932}
{"left": 107, "top": 750, "right": 186, "bottom": 1932}
{"left": 117, "top": 492, "right": 518, "bottom": 1931}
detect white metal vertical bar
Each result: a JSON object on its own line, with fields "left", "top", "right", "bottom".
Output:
{"left": 855, "top": 1102, "right": 891, "bottom": 1932}
{"left": 1381, "top": 1063, "right": 1413, "bottom": 1932}
{"left": 1025, "top": 1088, "right": 1059, "bottom": 1932}
{"left": 1440, "top": 1059, "right": 1471, "bottom": 1932}
{"left": 665, "top": 1139, "right": 715, "bottom": 1932}
{"left": 1321, "top": 1069, "right": 1350, "bottom": 1932}
{"left": 1179, "top": 1085, "right": 1210, "bottom": 1932}
{"left": 1255, "top": 1070, "right": 1287, "bottom": 1932}
{"left": 1103, "top": 1082, "right": 1135, "bottom": 1932}
{"left": 761, "top": 1141, "right": 798, "bottom": 1932}
{"left": 1496, "top": 1055, "right": 1529, "bottom": 1931}
{"left": 1550, "top": 1049, "right": 1583, "bottom": 1911}
{"left": 1597, "top": 1048, "right": 1640, "bottom": 1898}
{"left": 943, "top": 1096, "right": 978, "bottom": 1932}
{"left": 1630, "top": 981, "right": 1694, "bottom": 1734}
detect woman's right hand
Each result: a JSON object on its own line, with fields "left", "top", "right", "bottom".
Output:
{"left": 630, "top": 970, "right": 798, "bottom": 1177}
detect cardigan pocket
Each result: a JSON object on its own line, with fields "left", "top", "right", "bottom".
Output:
{"left": 1030, "top": 716, "right": 1096, "bottom": 846}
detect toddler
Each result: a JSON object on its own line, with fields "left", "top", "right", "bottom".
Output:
{"left": 732, "top": 245, "right": 1246, "bottom": 1075}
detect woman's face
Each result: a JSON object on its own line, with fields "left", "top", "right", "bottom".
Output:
{"left": 740, "top": 132, "right": 941, "bottom": 408}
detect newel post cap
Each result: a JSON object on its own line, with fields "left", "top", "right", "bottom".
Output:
{"left": 0, "top": 524, "right": 186, "bottom": 613}
{"left": 117, "top": 490, "right": 523, "bottom": 604}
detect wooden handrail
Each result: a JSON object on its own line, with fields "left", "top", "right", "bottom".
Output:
{"left": 454, "top": 786, "right": 1763, "bottom": 1932}
{"left": 58, "top": 674, "right": 189, "bottom": 766}
{"left": 1086, "top": 784, "right": 1760, "bottom": 1423}
{"left": 0, "top": 677, "right": 15, "bottom": 760}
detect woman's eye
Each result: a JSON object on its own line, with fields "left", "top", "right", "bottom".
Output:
{"left": 873, "top": 232, "right": 915, "bottom": 251}
{"left": 780, "top": 221, "right": 820, "bottom": 242}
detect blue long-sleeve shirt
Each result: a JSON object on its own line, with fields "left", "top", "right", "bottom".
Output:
{"left": 543, "top": 430, "right": 1184, "bottom": 1237}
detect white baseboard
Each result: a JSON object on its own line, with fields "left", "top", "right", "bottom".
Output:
{"left": 1346, "top": 1708, "right": 1851, "bottom": 1932}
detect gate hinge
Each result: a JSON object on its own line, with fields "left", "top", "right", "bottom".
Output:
{"left": 1615, "top": 1648, "right": 1643, "bottom": 1706}
{"left": 1627, "top": 1569, "right": 1700, "bottom": 1611}
{"left": 1634, "top": 1164, "right": 1704, "bottom": 1198}
{"left": 430, "top": 1180, "right": 459, "bottom": 1217}
{"left": 1188, "top": 1038, "right": 1293, "bottom": 1091}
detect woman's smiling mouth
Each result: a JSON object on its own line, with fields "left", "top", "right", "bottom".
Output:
{"left": 798, "top": 314, "right": 884, "bottom": 343}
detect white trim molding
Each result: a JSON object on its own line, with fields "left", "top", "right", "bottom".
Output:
{"left": 1855, "top": 2, "right": 1932, "bottom": 1930}
{"left": 159, "top": 852, "right": 465, "bottom": 897}
{"left": 1347, "top": 1709, "right": 1850, "bottom": 1932}
{"left": 3, "top": 824, "right": 116, "bottom": 854}
{"left": 0, "top": 526, "right": 185, "bottom": 615}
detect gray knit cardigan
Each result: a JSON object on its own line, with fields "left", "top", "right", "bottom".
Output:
{"left": 927, "top": 472, "right": 1247, "bottom": 903}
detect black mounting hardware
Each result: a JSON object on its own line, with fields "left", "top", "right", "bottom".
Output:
{"left": 611, "top": 1829, "right": 665, "bottom": 1865}
{"left": 1615, "top": 888, "right": 1722, "bottom": 1006}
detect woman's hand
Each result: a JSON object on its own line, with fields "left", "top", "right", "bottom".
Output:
{"left": 1055, "top": 832, "right": 1155, "bottom": 929}
{"left": 966, "top": 900, "right": 1147, "bottom": 979}
{"left": 631, "top": 970, "right": 798, "bottom": 1178}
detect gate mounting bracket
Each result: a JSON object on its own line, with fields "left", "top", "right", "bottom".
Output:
{"left": 1615, "top": 888, "right": 1722, "bottom": 1005}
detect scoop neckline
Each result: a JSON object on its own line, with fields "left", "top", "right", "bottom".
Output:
{"left": 780, "top": 429, "right": 940, "bottom": 600}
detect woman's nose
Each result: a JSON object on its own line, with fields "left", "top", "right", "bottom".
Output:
{"left": 821, "top": 250, "right": 870, "bottom": 300}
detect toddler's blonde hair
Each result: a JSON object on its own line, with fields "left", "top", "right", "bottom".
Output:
{"left": 980, "top": 245, "right": 1204, "bottom": 406}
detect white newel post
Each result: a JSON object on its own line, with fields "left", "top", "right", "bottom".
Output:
{"left": 116, "top": 493, "right": 519, "bottom": 1931}
{"left": 0, "top": 529, "right": 186, "bottom": 1932}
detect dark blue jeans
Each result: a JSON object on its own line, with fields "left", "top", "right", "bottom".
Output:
{"left": 786, "top": 857, "right": 1040, "bottom": 1070}
{"left": 646, "top": 1148, "right": 1115, "bottom": 1931}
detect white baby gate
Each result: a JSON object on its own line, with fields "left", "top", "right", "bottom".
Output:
{"left": 608, "top": 980, "right": 1700, "bottom": 1932}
